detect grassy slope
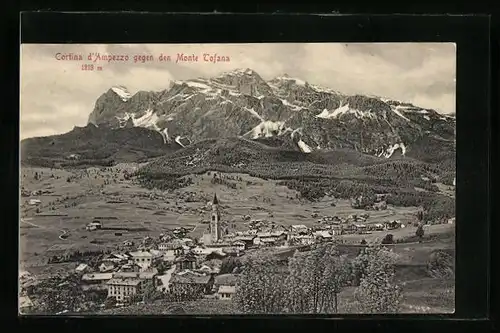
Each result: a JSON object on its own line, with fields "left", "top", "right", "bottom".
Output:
{"left": 21, "top": 125, "right": 181, "bottom": 168}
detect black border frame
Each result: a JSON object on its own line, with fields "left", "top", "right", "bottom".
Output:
{"left": 10, "top": 12, "right": 492, "bottom": 332}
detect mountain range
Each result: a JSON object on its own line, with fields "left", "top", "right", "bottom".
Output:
{"left": 21, "top": 68, "right": 456, "bottom": 169}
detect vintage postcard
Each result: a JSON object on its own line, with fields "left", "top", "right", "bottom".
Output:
{"left": 19, "top": 43, "right": 456, "bottom": 315}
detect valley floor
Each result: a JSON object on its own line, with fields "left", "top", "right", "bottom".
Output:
{"left": 19, "top": 165, "right": 455, "bottom": 314}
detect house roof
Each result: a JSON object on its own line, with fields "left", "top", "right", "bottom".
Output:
{"left": 218, "top": 285, "right": 236, "bottom": 294}
{"left": 260, "top": 238, "right": 277, "bottom": 243}
{"left": 213, "top": 193, "right": 219, "bottom": 205}
{"left": 234, "top": 236, "right": 255, "bottom": 241}
{"left": 82, "top": 273, "right": 113, "bottom": 281}
{"left": 114, "top": 267, "right": 158, "bottom": 279}
{"left": 106, "top": 278, "right": 142, "bottom": 286}
{"left": 160, "top": 242, "right": 183, "bottom": 250}
{"left": 129, "top": 251, "right": 153, "bottom": 257}
{"left": 75, "top": 263, "right": 89, "bottom": 271}
{"left": 175, "top": 254, "right": 197, "bottom": 262}
{"left": 214, "top": 274, "right": 239, "bottom": 286}
{"left": 314, "top": 231, "right": 332, "bottom": 238}
{"left": 19, "top": 295, "right": 34, "bottom": 308}
{"left": 170, "top": 271, "right": 211, "bottom": 285}
{"left": 100, "top": 262, "right": 114, "bottom": 268}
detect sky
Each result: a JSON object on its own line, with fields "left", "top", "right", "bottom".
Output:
{"left": 20, "top": 43, "right": 456, "bottom": 140}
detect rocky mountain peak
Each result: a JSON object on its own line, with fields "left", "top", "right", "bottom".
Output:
{"left": 85, "top": 68, "right": 455, "bottom": 161}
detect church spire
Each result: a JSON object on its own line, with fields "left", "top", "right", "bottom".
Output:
{"left": 213, "top": 193, "right": 219, "bottom": 205}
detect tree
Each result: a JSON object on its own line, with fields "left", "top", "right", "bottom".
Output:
{"left": 220, "top": 257, "right": 242, "bottom": 274}
{"left": 142, "top": 281, "right": 163, "bottom": 303}
{"left": 416, "top": 225, "right": 425, "bottom": 242}
{"left": 285, "top": 244, "right": 350, "bottom": 314}
{"left": 360, "top": 239, "right": 367, "bottom": 245}
{"left": 381, "top": 234, "right": 394, "bottom": 244}
{"left": 417, "top": 210, "right": 424, "bottom": 221}
{"left": 233, "top": 255, "right": 288, "bottom": 314}
{"left": 167, "top": 283, "right": 204, "bottom": 302}
{"left": 427, "top": 250, "right": 454, "bottom": 279}
{"left": 353, "top": 246, "right": 402, "bottom": 313}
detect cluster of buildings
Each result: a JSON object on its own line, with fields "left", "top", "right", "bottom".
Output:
{"left": 315, "top": 212, "right": 405, "bottom": 235}
{"left": 21, "top": 192, "right": 420, "bottom": 312}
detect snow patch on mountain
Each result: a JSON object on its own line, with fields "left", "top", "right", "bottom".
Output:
{"left": 382, "top": 143, "right": 407, "bottom": 158}
{"left": 175, "top": 136, "right": 186, "bottom": 148}
{"left": 160, "top": 128, "right": 170, "bottom": 144}
{"left": 247, "top": 121, "right": 286, "bottom": 139}
{"left": 243, "top": 107, "right": 264, "bottom": 121}
{"left": 297, "top": 140, "right": 312, "bottom": 153}
{"left": 275, "top": 76, "right": 307, "bottom": 86}
{"left": 391, "top": 106, "right": 411, "bottom": 122}
{"left": 281, "top": 99, "right": 304, "bottom": 111}
{"left": 111, "top": 86, "right": 132, "bottom": 102}
{"left": 316, "top": 103, "right": 376, "bottom": 120}
{"left": 133, "top": 109, "right": 158, "bottom": 128}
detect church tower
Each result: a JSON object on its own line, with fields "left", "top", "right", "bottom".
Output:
{"left": 210, "top": 193, "right": 221, "bottom": 243}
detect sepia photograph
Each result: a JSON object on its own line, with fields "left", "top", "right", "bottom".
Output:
{"left": 19, "top": 43, "right": 456, "bottom": 315}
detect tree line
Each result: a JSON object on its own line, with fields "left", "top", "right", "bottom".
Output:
{"left": 234, "top": 244, "right": 402, "bottom": 314}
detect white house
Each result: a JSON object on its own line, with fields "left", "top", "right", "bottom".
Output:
{"left": 192, "top": 246, "right": 217, "bottom": 256}
{"left": 75, "top": 263, "right": 92, "bottom": 274}
{"left": 214, "top": 274, "right": 238, "bottom": 301}
{"left": 28, "top": 199, "right": 41, "bottom": 206}
{"left": 291, "top": 224, "right": 308, "bottom": 233}
{"left": 232, "top": 241, "right": 246, "bottom": 251}
{"left": 129, "top": 251, "right": 154, "bottom": 270}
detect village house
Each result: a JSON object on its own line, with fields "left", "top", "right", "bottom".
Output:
{"left": 313, "top": 230, "right": 333, "bottom": 241}
{"left": 19, "top": 295, "right": 34, "bottom": 312}
{"left": 354, "top": 224, "right": 368, "bottom": 234}
{"left": 114, "top": 267, "right": 158, "bottom": 284}
{"left": 373, "top": 201, "right": 388, "bottom": 210}
{"left": 385, "top": 220, "right": 402, "bottom": 230}
{"left": 102, "top": 253, "right": 129, "bottom": 263}
{"left": 129, "top": 250, "right": 160, "bottom": 270}
{"left": 213, "top": 273, "right": 239, "bottom": 301}
{"left": 291, "top": 224, "right": 309, "bottom": 234}
{"left": 232, "top": 240, "right": 246, "bottom": 251}
{"left": 233, "top": 235, "right": 256, "bottom": 248}
{"left": 86, "top": 221, "right": 102, "bottom": 231}
{"left": 169, "top": 271, "right": 214, "bottom": 295}
{"left": 106, "top": 278, "right": 145, "bottom": 302}
{"left": 99, "top": 262, "right": 115, "bottom": 273}
{"left": 28, "top": 199, "right": 41, "bottom": 206}
{"left": 222, "top": 247, "right": 243, "bottom": 257}
{"left": 192, "top": 246, "right": 218, "bottom": 256}
{"left": 175, "top": 254, "right": 197, "bottom": 271}
{"left": 81, "top": 273, "right": 114, "bottom": 289}
{"left": 75, "top": 263, "right": 92, "bottom": 274}
{"left": 159, "top": 242, "right": 183, "bottom": 254}
{"left": 119, "top": 262, "right": 142, "bottom": 272}
{"left": 289, "top": 234, "right": 315, "bottom": 246}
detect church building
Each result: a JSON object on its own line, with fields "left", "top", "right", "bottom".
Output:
{"left": 202, "top": 194, "right": 226, "bottom": 245}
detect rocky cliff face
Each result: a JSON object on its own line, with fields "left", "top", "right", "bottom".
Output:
{"left": 85, "top": 68, "right": 455, "bottom": 162}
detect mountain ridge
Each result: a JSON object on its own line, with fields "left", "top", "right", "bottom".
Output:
{"left": 85, "top": 68, "right": 455, "bottom": 161}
